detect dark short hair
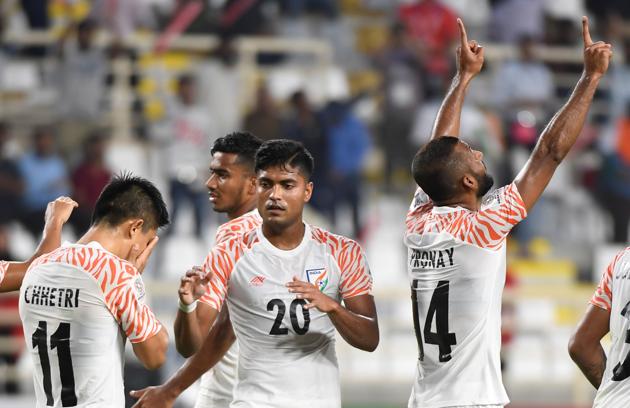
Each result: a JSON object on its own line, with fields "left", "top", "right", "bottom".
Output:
{"left": 92, "top": 173, "right": 169, "bottom": 230}
{"left": 211, "top": 131, "right": 263, "bottom": 173}
{"left": 411, "top": 136, "right": 464, "bottom": 203}
{"left": 255, "top": 139, "right": 314, "bottom": 180}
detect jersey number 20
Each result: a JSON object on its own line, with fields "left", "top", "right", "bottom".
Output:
{"left": 32, "top": 321, "right": 77, "bottom": 407}
{"left": 267, "top": 299, "right": 310, "bottom": 335}
{"left": 412, "top": 280, "right": 457, "bottom": 362}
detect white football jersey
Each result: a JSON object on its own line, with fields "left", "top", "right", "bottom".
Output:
{"left": 19, "top": 242, "right": 162, "bottom": 407}
{"left": 591, "top": 247, "right": 630, "bottom": 408}
{"left": 203, "top": 223, "right": 373, "bottom": 408}
{"left": 196, "top": 209, "right": 262, "bottom": 408}
{"left": 405, "top": 183, "right": 527, "bottom": 408}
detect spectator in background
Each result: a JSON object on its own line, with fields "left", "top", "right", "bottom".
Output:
{"left": 609, "top": 40, "right": 630, "bottom": 122}
{"left": 70, "top": 131, "right": 112, "bottom": 235}
{"left": 154, "top": 74, "right": 216, "bottom": 239}
{"left": 284, "top": 90, "right": 330, "bottom": 212}
{"left": 493, "top": 35, "right": 554, "bottom": 156}
{"left": 280, "top": 0, "right": 339, "bottom": 19}
{"left": 0, "top": 226, "right": 21, "bottom": 394}
{"left": 323, "top": 101, "right": 371, "bottom": 239}
{"left": 490, "top": 0, "right": 546, "bottom": 43}
{"left": 18, "top": 127, "right": 70, "bottom": 239}
{"left": 397, "top": 0, "right": 458, "bottom": 97}
{"left": 57, "top": 19, "right": 107, "bottom": 159}
{"left": 374, "top": 22, "right": 423, "bottom": 191}
{"left": 0, "top": 123, "right": 23, "bottom": 226}
{"left": 244, "top": 84, "right": 283, "bottom": 142}
{"left": 597, "top": 102, "right": 630, "bottom": 243}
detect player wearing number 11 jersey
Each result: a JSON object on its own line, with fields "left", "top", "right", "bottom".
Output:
{"left": 19, "top": 175, "right": 170, "bottom": 407}
{"left": 406, "top": 17, "right": 611, "bottom": 407}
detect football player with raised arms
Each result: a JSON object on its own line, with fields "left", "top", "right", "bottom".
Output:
{"left": 174, "top": 131, "right": 263, "bottom": 408}
{"left": 19, "top": 174, "right": 170, "bottom": 407}
{"left": 406, "top": 17, "right": 611, "bottom": 407}
{"left": 131, "top": 139, "right": 379, "bottom": 408}
{"left": 0, "top": 196, "right": 77, "bottom": 293}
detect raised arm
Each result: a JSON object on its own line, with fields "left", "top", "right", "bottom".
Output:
{"left": 515, "top": 17, "right": 612, "bottom": 211}
{"left": 0, "top": 196, "right": 77, "bottom": 293}
{"left": 130, "top": 306, "right": 236, "bottom": 408}
{"left": 430, "top": 18, "right": 484, "bottom": 140}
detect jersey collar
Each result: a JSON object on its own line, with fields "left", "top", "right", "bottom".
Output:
{"left": 256, "top": 223, "right": 312, "bottom": 258}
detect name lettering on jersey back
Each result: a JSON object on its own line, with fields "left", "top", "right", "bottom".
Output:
{"left": 23, "top": 285, "right": 80, "bottom": 308}
{"left": 410, "top": 248, "right": 454, "bottom": 269}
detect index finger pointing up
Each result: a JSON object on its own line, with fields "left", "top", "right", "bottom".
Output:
{"left": 457, "top": 18, "right": 468, "bottom": 47}
{"left": 582, "top": 16, "right": 593, "bottom": 48}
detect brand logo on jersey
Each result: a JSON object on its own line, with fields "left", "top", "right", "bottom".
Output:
{"left": 250, "top": 275, "right": 266, "bottom": 287}
{"left": 134, "top": 277, "right": 146, "bottom": 301}
{"left": 306, "top": 268, "right": 328, "bottom": 291}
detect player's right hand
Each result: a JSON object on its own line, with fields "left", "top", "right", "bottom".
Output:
{"left": 130, "top": 386, "right": 176, "bottom": 408}
{"left": 456, "top": 18, "right": 484, "bottom": 78}
{"left": 178, "top": 266, "right": 210, "bottom": 305}
{"left": 582, "top": 16, "right": 612, "bottom": 77}
{"left": 130, "top": 236, "right": 159, "bottom": 274}
{"left": 44, "top": 196, "right": 78, "bottom": 227}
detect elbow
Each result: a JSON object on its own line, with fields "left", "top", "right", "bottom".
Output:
{"left": 568, "top": 332, "right": 585, "bottom": 363}
{"left": 143, "top": 331, "right": 169, "bottom": 370}
{"left": 175, "top": 339, "right": 196, "bottom": 358}
{"left": 360, "top": 332, "right": 380, "bottom": 353}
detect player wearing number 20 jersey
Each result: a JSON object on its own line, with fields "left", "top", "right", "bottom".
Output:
{"left": 589, "top": 248, "right": 630, "bottom": 407}
{"left": 405, "top": 183, "right": 527, "bottom": 407}
{"left": 203, "top": 223, "right": 372, "bottom": 408}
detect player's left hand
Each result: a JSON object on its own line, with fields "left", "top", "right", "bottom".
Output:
{"left": 44, "top": 196, "right": 78, "bottom": 227}
{"left": 129, "top": 385, "right": 177, "bottom": 408}
{"left": 129, "top": 236, "right": 159, "bottom": 274}
{"left": 286, "top": 277, "right": 340, "bottom": 313}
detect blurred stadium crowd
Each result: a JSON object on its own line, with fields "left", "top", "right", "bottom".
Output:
{"left": 0, "top": 0, "right": 629, "bottom": 406}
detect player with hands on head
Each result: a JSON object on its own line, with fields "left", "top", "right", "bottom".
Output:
{"left": 406, "top": 16, "right": 611, "bottom": 408}
{"left": 19, "top": 174, "right": 169, "bottom": 407}
{"left": 0, "top": 196, "right": 78, "bottom": 292}
{"left": 131, "top": 139, "right": 378, "bottom": 408}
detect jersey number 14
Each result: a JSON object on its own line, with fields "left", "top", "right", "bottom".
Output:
{"left": 412, "top": 280, "right": 457, "bottom": 362}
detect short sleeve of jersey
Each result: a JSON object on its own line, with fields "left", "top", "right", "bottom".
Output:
{"left": 199, "top": 241, "right": 240, "bottom": 310}
{"left": 337, "top": 240, "right": 373, "bottom": 299}
{"left": 95, "top": 261, "right": 162, "bottom": 343}
{"left": 0, "top": 260, "right": 8, "bottom": 285}
{"left": 590, "top": 251, "right": 627, "bottom": 311}
{"left": 467, "top": 183, "right": 528, "bottom": 250}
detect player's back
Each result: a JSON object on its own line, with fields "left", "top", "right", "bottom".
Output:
{"left": 19, "top": 242, "right": 159, "bottom": 407}
{"left": 405, "top": 183, "right": 526, "bottom": 407}
{"left": 592, "top": 248, "right": 630, "bottom": 408}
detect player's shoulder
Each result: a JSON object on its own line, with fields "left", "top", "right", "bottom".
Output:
{"left": 31, "top": 243, "right": 137, "bottom": 281}
{"left": 612, "top": 247, "right": 630, "bottom": 269}
{"left": 211, "top": 227, "right": 260, "bottom": 258}
{"left": 480, "top": 183, "right": 524, "bottom": 210}
{"left": 310, "top": 225, "right": 363, "bottom": 255}
{"left": 215, "top": 210, "right": 262, "bottom": 244}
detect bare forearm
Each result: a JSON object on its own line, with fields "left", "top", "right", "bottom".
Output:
{"left": 328, "top": 303, "right": 379, "bottom": 352}
{"left": 31, "top": 221, "right": 64, "bottom": 261}
{"left": 430, "top": 73, "right": 474, "bottom": 140}
{"left": 174, "top": 310, "right": 204, "bottom": 357}
{"left": 571, "top": 343, "right": 606, "bottom": 388}
{"left": 0, "top": 263, "right": 28, "bottom": 292}
{"left": 536, "top": 73, "right": 600, "bottom": 163}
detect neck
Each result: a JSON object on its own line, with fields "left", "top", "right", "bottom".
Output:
{"left": 227, "top": 197, "right": 257, "bottom": 220}
{"left": 77, "top": 226, "right": 128, "bottom": 260}
{"left": 434, "top": 195, "right": 481, "bottom": 211}
{"left": 262, "top": 218, "right": 305, "bottom": 250}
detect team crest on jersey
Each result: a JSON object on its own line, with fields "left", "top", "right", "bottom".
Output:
{"left": 134, "top": 277, "right": 146, "bottom": 301}
{"left": 306, "top": 268, "right": 328, "bottom": 291}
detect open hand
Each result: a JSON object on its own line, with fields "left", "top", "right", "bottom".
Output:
{"left": 130, "top": 385, "right": 177, "bottom": 408}
{"left": 456, "top": 18, "right": 484, "bottom": 78}
{"left": 129, "top": 236, "right": 159, "bottom": 274}
{"left": 286, "top": 277, "right": 339, "bottom": 313}
{"left": 582, "top": 16, "right": 612, "bottom": 77}
{"left": 178, "top": 266, "right": 210, "bottom": 305}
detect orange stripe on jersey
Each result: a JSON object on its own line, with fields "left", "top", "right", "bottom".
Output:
{"left": 31, "top": 244, "right": 162, "bottom": 344}
{"left": 406, "top": 183, "right": 527, "bottom": 251}
{"left": 311, "top": 226, "right": 373, "bottom": 299}
{"left": 591, "top": 248, "right": 630, "bottom": 311}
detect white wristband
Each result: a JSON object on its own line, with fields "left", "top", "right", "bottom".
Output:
{"left": 178, "top": 299, "right": 198, "bottom": 313}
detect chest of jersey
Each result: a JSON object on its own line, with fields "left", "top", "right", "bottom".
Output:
{"left": 226, "top": 243, "right": 341, "bottom": 352}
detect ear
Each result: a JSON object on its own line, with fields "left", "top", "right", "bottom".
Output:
{"left": 247, "top": 175, "right": 257, "bottom": 195}
{"left": 462, "top": 173, "right": 477, "bottom": 192}
{"left": 129, "top": 219, "right": 145, "bottom": 238}
{"left": 304, "top": 181, "right": 313, "bottom": 203}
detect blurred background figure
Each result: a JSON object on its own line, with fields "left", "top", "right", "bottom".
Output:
{"left": 0, "top": 123, "right": 24, "bottom": 227}
{"left": 0, "top": 226, "right": 21, "bottom": 395}
{"left": 18, "top": 127, "right": 70, "bottom": 239}
{"left": 70, "top": 130, "right": 112, "bottom": 235}
{"left": 244, "top": 84, "right": 283, "bottom": 142}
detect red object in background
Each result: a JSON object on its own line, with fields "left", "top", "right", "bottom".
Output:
{"left": 398, "top": 0, "right": 458, "bottom": 76}
{"left": 616, "top": 117, "right": 630, "bottom": 165}
{"left": 154, "top": 0, "right": 204, "bottom": 54}
{"left": 72, "top": 163, "right": 111, "bottom": 209}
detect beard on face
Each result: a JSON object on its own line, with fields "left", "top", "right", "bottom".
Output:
{"left": 476, "top": 172, "right": 495, "bottom": 198}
